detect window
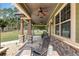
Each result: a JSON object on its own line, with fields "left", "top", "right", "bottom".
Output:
{"left": 55, "top": 13, "right": 60, "bottom": 35}
{"left": 55, "top": 3, "right": 71, "bottom": 38}
{"left": 61, "top": 21, "right": 71, "bottom": 38}
{"left": 55, "top": 13, "right": 60, "bottom": 24}
{"left": 61, "top": 4, "right": 71, "bottom": 22}
{"left": 55, "top": 25, "right": 59, "bottom": 35}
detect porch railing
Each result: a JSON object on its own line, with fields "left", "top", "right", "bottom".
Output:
{"left": 15, "top": 40, "right": 32, "bottom": 56}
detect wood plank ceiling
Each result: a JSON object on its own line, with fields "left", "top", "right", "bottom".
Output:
{"left": 16, "top": 3, "right": 57, "bottom": 25}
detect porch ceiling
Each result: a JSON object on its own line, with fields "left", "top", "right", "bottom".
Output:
{"left": 15, "top": 3, "right": 57, "bottom": 25}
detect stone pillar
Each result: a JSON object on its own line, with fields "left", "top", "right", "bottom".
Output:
{"left": 19, "top": 18, "right": 25, "bottom": 44}
{"left": 27, "top": 20, "right": 33, "bottom": 43}
{"left": 27, "top": 20, "right": 32, "bottom": 35}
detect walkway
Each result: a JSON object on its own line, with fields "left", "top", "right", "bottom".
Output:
{"left": 1, "top": 40, "right": 19, "bottom": 46}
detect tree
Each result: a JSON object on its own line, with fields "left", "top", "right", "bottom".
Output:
{"left": 0, "top": 7, "right": 20, "bottom": 31}
{"left": 33, "top": 25, "right": 46, "bottom": 30}
{"left": 0, "top": 19, "right": 8, "bottom": 32}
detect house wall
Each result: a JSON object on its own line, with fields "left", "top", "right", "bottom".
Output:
{"left": 47, "top": 23, "right": 50, "bottom": 35}
{"left": 51, "top": 17, "right": 54, "bottom": 35}
{"left": 48, "top": 3, "right": 64, "bottom": 35}
{"left": 76, "top": 4, "right": 79, "bottom": 43}
{"left": 47, "top": 3, "right": 79, "bottom": 56}
{"left": 49, "top": 3, "right": 76, "bottom": 42}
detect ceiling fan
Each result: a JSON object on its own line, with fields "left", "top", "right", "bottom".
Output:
{"left": 37, "top": 7, "right": 48, "bottom": 18}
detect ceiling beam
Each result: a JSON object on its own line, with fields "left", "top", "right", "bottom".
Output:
{"left": 32, "top": 25, "right": 47, "bottom": 26}
{"left": 14, "top": 3, "right": 31, "bottom": 20}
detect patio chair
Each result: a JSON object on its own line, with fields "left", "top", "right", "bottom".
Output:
{"left": 31, "top": 32, "right": 50, "bottom": 56}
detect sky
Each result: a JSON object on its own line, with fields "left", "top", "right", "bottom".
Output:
{"left": 0, "top": 3, "right": 15, "bottom": 9}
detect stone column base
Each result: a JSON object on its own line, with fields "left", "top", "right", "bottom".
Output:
{"left": 26, "top": 35, "right": 33, "bottom": 43}
{"left": 18, "top": 35, "right": 25, "bottom": 44}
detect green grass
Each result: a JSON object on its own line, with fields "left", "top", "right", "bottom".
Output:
{"left": 33, "top": 30, "right": 43, "bottom": 36}
{"left": 1, "top": 30, "right": 18, "bottom": 42}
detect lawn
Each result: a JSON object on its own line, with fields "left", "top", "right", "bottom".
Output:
{"left": 1, "top": 30, "right": 19, "bottom": 42}
{"left": 33, "top": 30, "right": 44, "bottom": 36}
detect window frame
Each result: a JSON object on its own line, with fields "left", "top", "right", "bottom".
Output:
{"left": 55, "top": 3, "right": 71, "bottom": 38}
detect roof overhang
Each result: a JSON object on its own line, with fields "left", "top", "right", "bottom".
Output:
{"left": 14, "top": 3, "right": 58, "bottom": 25}
{"left": 14, "top": 3, "right": 31, "bottom": 20}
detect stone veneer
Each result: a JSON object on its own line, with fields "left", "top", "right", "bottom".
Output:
{"left": 50, "top": 36, "right": 79, "bottom": 56}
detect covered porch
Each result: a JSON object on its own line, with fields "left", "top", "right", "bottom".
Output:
{"left": 14, "top": 3, "right": 79, "bottom": 56}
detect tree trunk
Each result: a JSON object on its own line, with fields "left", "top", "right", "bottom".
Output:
{"left": 1, "top": 27, "right": 4, "bottom": 32}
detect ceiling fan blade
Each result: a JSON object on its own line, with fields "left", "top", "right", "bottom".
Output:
{"left": 37, "top": 7, "right": 48, "bottom": 17}
{"left": 42, "top": 12, "right": 48, "bottom": 16}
